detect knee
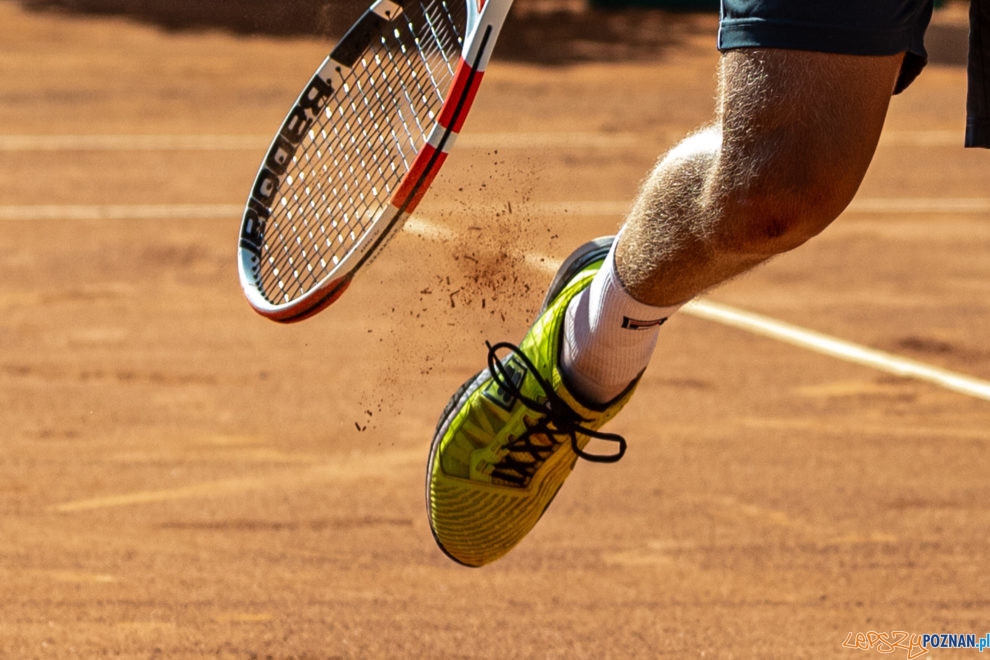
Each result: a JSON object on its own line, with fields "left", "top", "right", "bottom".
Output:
{"left": 710, "top": 164, "right": 857, "bottom": 259}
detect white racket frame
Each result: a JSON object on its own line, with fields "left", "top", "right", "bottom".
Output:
{"left": 238, "top": 0, "right": 514, "bottom": 322}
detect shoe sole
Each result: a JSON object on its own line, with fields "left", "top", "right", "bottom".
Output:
{"left": 425, "top": 235, "right": 615, "bottom": 566}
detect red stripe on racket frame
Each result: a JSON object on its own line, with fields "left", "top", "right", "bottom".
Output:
{"left": 390, "top": 144, "right": 448, "bottom": 213}
{"left": 390, "top": 59, "right": 484, "bottom": 213}
{"left": 438, "top": 58, "right": 485, "bottom": 133}
{"left": 261, "top": 274, "right": 353, "bottom": 323}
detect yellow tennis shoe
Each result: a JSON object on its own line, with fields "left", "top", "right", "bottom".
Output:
{"left": 426, "top": 237, "right": 639, "bottom": 566}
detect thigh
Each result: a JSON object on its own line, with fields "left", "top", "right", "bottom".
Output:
{"left": 715, "top": 49, "right": 905, "bottom": 220}
{"left": 719, "top": 0, "right": 934, "bottom": 93}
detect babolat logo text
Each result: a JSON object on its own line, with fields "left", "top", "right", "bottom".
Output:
{"left": 622, "top": 316, "right": 669, "bottom": 330}
{"left": 240, "top": 75, "right": 334, "bottom": 256}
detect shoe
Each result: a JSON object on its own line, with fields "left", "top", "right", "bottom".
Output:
{"left": 426, "top": 236, "right": 639, "bottom": 567}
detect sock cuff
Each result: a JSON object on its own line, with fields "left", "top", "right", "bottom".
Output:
{"left": 591, "top": 241, "right": 682, "bottom": 336}
{"left": 560, "top": 238, "right": 680, "bottom": 404}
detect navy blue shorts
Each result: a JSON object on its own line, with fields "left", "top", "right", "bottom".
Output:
{"left": 968, "top": 0, "right": 990, "bottom": 147}
{"left": 717, "top": 0, "right": 934, "bottom": 94}
{"left": 717, "top": 0, "right": 990, "bottom": 147}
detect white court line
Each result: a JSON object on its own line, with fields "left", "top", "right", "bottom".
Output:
{"left": 847, "top": 197, "right": 990, "bottom": 214}
{"left": 0, "top": 135, "right": 267, "bottom": 151}
{"left": 404, "top": 216, "right": 990, "bottom": 403}
{"left": 4, "top": 197, "right": 990, "bottom": 222}
{"left": 2, "top": 204, "right": 987, "bottom": 401}
{"left": 0, "top": 203, "right": 242, "bottom": 221}
{"left": 878, "top": 129, "right": 965, "bottom": 147}
{"left": 0, "top": 203, "right": 628, "bottom": 221}
{"left": 0, "top": 129, "right": 962, "bottom": 152}
{"left": 0, "top": 132, "right": 644, "bottom": 152}
{"left": 683, "top": 301, "right": 990, "bottom": 402}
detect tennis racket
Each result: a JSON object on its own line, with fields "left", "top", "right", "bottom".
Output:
{"left": 237, "top": 0, "right": 514, "bottom": 322}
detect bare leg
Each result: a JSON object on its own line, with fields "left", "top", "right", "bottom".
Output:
{"left": 616, "top": 49, "right": 906, "bottom": 306}
{"left": 561, "top": 49, "right": 908, "bottom": 404}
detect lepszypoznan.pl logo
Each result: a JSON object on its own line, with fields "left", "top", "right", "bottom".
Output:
{"left": 843, "top": 632, "right": 990, "bottom": 658}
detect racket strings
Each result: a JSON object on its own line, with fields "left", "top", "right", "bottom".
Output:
{"left": 279, "top": 0, "right": 461, "bottom": 259}
{"left": 266, "top": 49, "right": 432, "bottom": 288}
{"left": 263, "top": 63, "right": 450, "bottom": 294}
{"left": 257, "top": 0, "right": 467, "bottom": 302}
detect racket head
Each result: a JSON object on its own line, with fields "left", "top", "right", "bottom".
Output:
{"left": 238, "top": 0, "right": 512, "bottom": 322}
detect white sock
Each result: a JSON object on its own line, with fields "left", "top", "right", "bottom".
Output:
{"left": 561, "top": 241, "right": 682, "bottom": 405}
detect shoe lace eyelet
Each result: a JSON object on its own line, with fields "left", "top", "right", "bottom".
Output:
{"left": 484, "top": 341, "right": 627, "bottom": 483}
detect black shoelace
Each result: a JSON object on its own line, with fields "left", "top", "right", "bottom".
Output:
{"left": 485, "top": 341, "right": 627, "bottom": 486}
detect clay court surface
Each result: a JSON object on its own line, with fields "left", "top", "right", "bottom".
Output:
{"left": 2, "top": 1, "right": 989, "bottom": 656}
